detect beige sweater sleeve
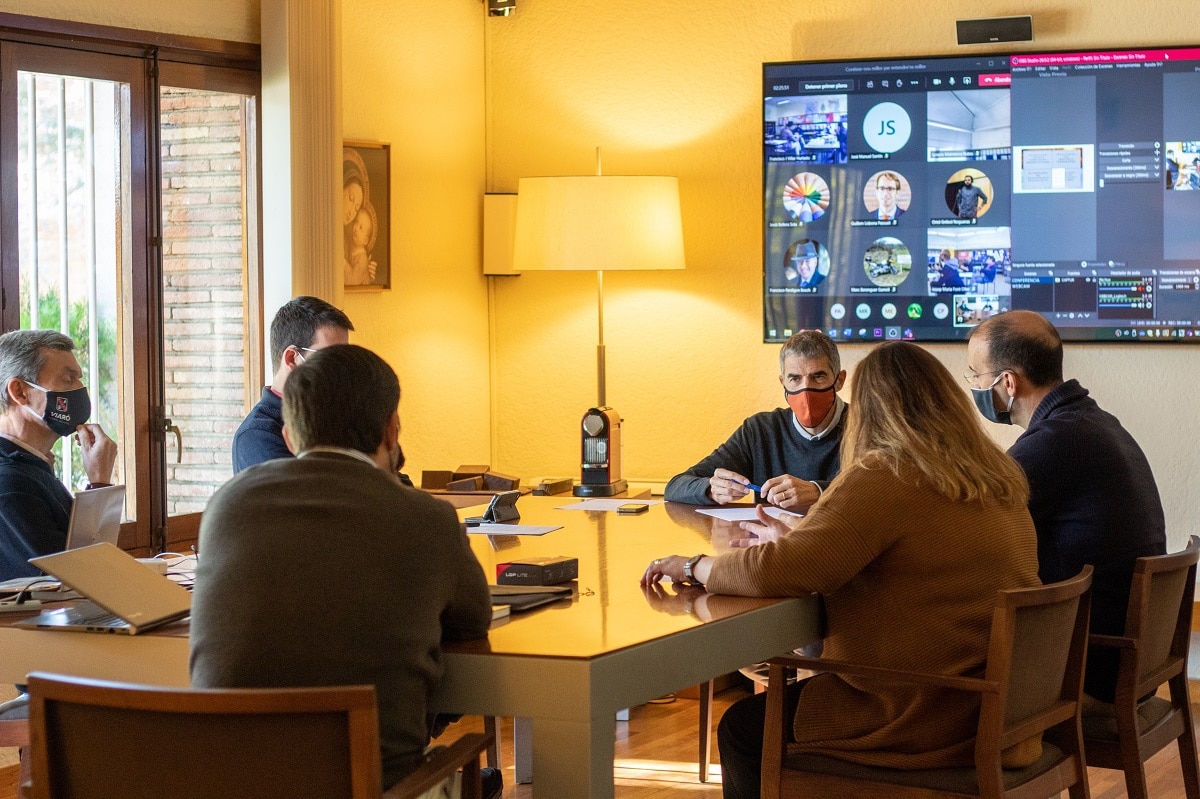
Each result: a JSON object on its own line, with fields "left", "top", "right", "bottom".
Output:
{"left": 706, "top": 466, "right": 906, "bottom": 597}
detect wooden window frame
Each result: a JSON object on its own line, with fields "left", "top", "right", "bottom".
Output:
{"left": 0, "top": 13, "right": 261, "bottom": 555}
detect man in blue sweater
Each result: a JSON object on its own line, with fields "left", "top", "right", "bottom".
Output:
{"left": 967, "top": 310, "right": 1165, "bottom": 702}
{"left": 232, "top": 296, "right": 354, "bottom": 474}
{"left": 0, "top": 330, "right": 118, "bottom": 581}
{"left": 665, "top": 330, "right": 845, "bottom": 511}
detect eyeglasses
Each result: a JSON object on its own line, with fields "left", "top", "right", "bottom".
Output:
{"left": 877, "top": 185, "right": 899, "bottom": 192}
{"left": 962, "top": 368, "right": 1008, "bottom": 385}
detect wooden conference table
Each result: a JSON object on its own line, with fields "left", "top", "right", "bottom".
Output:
{"left": 0, "top": 496, "right": 819, "bottom": 799}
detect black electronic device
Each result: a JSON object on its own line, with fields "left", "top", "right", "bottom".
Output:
{"left": 487, "top": 0, "right": 515, "bottom": 17}
{"left": 617, "top": 503, "right": 649, "bottom": 515}
{"left": 465, "top": 490, "right": 521, "bottom": 525}
{"left": 573, "top": 407, "right": 627, "bottom": 497}
{"left": 762, "top": 44, "right": 1200, "bottom": 344}
{"left": 955, "top": 16, "right": 1033, "bottom": 46}
{"left": 496, "top": 556, "right": 579, "bottom": 586}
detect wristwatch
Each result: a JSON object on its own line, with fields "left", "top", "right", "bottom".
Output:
{"left": 683, "top": 553, "right": 706, "bottom": 586}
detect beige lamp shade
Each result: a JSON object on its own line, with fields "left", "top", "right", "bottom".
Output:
{"left": 512, "top": 176, "right": 685, "bottom": 272}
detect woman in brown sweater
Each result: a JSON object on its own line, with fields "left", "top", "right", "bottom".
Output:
{"left": 644, "top": 341, "right": 1040, "bottom": 799}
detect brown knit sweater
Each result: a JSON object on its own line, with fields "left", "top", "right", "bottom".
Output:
{"left": 706, "top": 463, "right": 1040, "bottom": 769}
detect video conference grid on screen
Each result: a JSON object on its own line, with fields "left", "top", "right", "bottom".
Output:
{"left": 762, "top": 46, "right": 1200, "bottom": 343}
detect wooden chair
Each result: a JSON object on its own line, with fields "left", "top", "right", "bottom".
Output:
{"left": 760, "top": 566, "right": 1094, "bottom": 799}
{"left": 1081, "top": 535, "right": 1200, "bottom": 799}
{"left": 25, "top": 672, "right": 491, "bottom": 799}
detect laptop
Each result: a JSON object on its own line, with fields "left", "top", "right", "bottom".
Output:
{"left": 0, "top": 485, "right": 127, "bottom": 598}
{"left": 64, "top": 483, "right": 126, "bottom": 550}
{"left": 15, "top": 542, "right": 191, "bottom": 635}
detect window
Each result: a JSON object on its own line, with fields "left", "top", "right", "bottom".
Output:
{"left": 1, "top": 24, "right": 261, "bottom": 553}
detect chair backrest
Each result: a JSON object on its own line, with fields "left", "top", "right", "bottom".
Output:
{"left": 976, "top": 566, "right": 1093, "bottom": 774}
{"left": 1123, "top": 536, "right": 1200, "bottom": 692}
{"left": 27, "top": 672, "right": 382, "bottom": 799}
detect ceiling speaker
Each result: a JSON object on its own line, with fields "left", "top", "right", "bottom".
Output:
{"left": 956, "top": 16, "right": 1033, "bottom": 45}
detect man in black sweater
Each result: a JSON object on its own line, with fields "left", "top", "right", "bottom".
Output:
{"left": 0, "top": 330, "right": 117, "bottom": 581}
{"left": 967, "top": 310, "right": 1165, "bottom": 702}
{"left": 665, "top": 330, "right": 846, "bottom": 511}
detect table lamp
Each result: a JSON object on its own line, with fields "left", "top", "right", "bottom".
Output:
{"left": 512, "top": 159, "right": 685, "bottom": 496}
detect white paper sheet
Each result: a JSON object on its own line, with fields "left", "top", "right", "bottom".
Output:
{"left": 695, "top": 506, "right": 805, "bottom": 522}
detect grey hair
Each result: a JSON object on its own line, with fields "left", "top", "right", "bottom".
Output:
{"left": 0, "top": 330, "right": 75, "bottom": 411}
{"left": 779, "top": 330, "right": 841, "bottom": 374}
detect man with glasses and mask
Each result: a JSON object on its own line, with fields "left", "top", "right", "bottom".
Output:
{"left": 665, "top": 330, "right": 846, "bottom": 512}
{"left": 0, "top": 330, "right": 117, "bottom": 581}
{"left": 232, "top": 296, "right": 354, "bottom": 474}
{"left": 966, "top": 309, "right": 1164, "bottom": 704}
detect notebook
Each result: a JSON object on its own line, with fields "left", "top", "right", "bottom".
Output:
{"left": 65, "top": 483, "right": 126, "bottom": 550}
{"left": 488, "top": 584, "right": 573, "bottom": 613}
{"left": 15, "top": 542, "right": 191, "bottom": 635}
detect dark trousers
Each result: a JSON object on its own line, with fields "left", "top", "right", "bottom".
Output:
{"left": 717, "top": 679, "right": 806, "bottom": 799}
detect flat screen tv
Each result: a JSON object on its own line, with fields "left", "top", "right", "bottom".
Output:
{"left": 762, "top": 46, "right": 1200, "bottom": 343}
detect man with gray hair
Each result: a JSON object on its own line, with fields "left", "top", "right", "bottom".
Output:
{"left": 0, "top": 329, "right": 117, "bottom": 581}
{"left": 665, "top": 330, "right": 846, "bottom": 510}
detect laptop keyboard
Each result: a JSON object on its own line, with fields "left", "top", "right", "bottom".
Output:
{"left": 66, "top": 603, "right": 125, "bottom": 628}
{"left": 84, "top": 612, "right": 125, "bottom": 628}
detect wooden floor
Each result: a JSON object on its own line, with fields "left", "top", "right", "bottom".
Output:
{"left": 3, "top": 683, "right": 1199, "bottom": 798}
{"left": 446, "top": 684, "right": 1200, "bottom": 799}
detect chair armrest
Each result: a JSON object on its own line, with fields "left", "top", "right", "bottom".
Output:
{"left": 383, "top": 732, "right": 493, "bottom": 799}
{"left": 766, "top": 654, "right": 999, "bottom": 694}
{"left": 1088, "top": 633, "right": 1137, "bottom": 651}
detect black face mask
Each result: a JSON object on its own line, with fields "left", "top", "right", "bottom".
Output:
{"left": 26, "top": 382, "right": 92, "bottom": 437}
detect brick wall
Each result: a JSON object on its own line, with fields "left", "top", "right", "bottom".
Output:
{"left": 160, "top": 89, "right": 251, "bottom": 515}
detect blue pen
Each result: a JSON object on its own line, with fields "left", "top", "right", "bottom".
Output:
{"left": 741, "top": 480, "right": 762, "bottom": 493}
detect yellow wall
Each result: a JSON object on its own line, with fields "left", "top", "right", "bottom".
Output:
{"left": 484, "top": 0, "right": 1200, "bottom": 549}
{"left": 338, "top": 0, "right": 492, "bottom": 476}
{"left": 0, "top": 0, "right": 259, "bottom": 42}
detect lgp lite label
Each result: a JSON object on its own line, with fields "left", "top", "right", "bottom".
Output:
{"left": 862, "top": 102, "right": 911, "bottom": 154}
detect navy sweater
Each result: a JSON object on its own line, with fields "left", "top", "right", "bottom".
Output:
{"left": 665, "top": 407, "right": 844, "bottom": 505}
{"left": 232, "top": 388, "right": 289, "bottom": 475}
{"left": 1010, "top": 379, "right": 1165, "bottom": 701}
{"left": 231, "top": 386, "right": 414, "bottom": 486}
{"left": 0, "top": 438, "right": 72, "bottom": 581}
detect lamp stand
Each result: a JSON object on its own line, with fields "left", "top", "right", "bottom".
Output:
{"left": 596, "top": 269, "right": 606, "bottom": 407}
{"left": 573, "top": 270, "right": 627, "bottom": 497}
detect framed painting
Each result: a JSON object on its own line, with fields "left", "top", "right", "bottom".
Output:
{"left": 342, "top": 141, "right": 391, "bottom": 290}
